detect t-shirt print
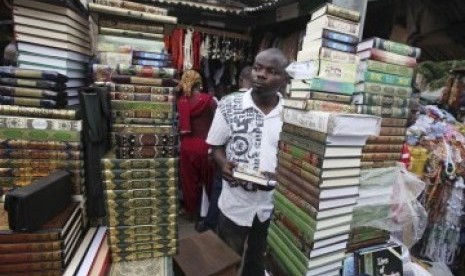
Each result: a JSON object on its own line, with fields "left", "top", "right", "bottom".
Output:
{"left": 219, "top": 93, "right": 263, "bottom": 171}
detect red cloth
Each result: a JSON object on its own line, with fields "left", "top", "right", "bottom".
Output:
{"left": 193, "top": 31, "right": 202, "bottom": 71}
{"left": 170, "top": 28, "right": 184, "bottom": 72}
{"left": 178, "top": 93, "right": 216, "bottom": 215}
{"left": 177, "top": 93, "right": 215, "bottom": 138}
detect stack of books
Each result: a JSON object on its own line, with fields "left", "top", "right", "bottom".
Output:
{"left": 347, "top": 166, "right": 399, "bottom": 252}
{"left": 288, "top": 3, "right": 361, "bottom": 106}
{"left": 343, "top": 243, "right": 403, "bottom": 275}
{"left": 354, "top": 37, "right": 421, "bottom": 169}
{"left": 12, "top": 0, "right": 91, "bottom": 105}
{"left": 0, "top": 202, "right": 84, "bottom": 275}
{"left": 89, "top": 0, "right": 179, "bottom": 263}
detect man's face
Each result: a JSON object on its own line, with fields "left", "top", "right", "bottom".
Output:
{"left": 251, "top": 54, "right": 286, "bottom": 95}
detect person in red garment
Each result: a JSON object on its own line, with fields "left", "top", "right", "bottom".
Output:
{"left": 177, "top": 70, "right": 217, "bottom": 225}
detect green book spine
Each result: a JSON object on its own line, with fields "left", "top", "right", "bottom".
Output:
{"left": 105, "top": 197, "right": 177, "bottom": 209}
{"left": 372, "top": 37, "right": 421, "bottom": 58}
{"left": 278, "top": 159, "right": 321, "bottom": 187}
{"left": 106, "top": 215, "right": 176, "bottom": 227}
{"left": 104, "top": 188, "right": 177, "bottom": 200}
{"left": 282, "top": 123, "right": 328, "bottom": 144}
{"left": 0, "top": 128, "right": 80, "bottom": 142}
{"left": 356, "top": 105, "right": 409, "bottom": 118}
{"left": 0, "top": 116, "right": 81, "bottom": 131}
{"left": 363, "top": 60, "right": 414, "bottom": 77}
{"left": 267, "top": 229, "right": 306, "bottom": 276}
{"left": 355, "top": 93, "right": 410, "bottom": 108}
{"left": 280, "top": 132, "right": 326, "bottom": 156}
{"left": 108, "top": 205, "right": 178, "bottom": 219}
{"left": 307, "top": 78, "right": 355, "bottom": 95}
{"left": 0, "top": 105, "right": 79, "bottom": 120}
{"left": 269, "top": 225, "right": 308, "bottom": 272}
{"left": 110, "top": 248, "right": 177, "bottom": 262}
{"left": 111, "top": 100, "right": 174, "bottom": 112}
{"left": 274, "top": 190, "right": 316, "bottom": 229}
{"left": 108, "top": 231, "right": 177, "bottom": 244}
{"left": 272, "top": 219, "right": 308, "bottom": 254}
{"left": 274, "top": 196, "right": 315, "bottom": 240}
{"left": 0, "top": 159, "right": 82, "bottom": 169}
{"left": 108, "top": 224, "right": 177, "bottom": 236}
{"left": 356, "top": 82, "right": 412, "bottom": 98}
{"left": 103, "top": 178, "right": 177, "bottom": 190}
{"left": 279, "top": 141, "right": 324, "bottom": 168}
{"left": 110, "top": 240, "right": 178, "bottom": 253}
{"left": 102, "top": 168, "right": 177, "bottom": 180}
{"left": 276, "top": 184, "right": 318, "bottom": 219}
{"left": 363, "top": 71, "right": 412, "bottom": 87}
{"left": 102, "top": 157, "right": 178, "bottom": 170}
{"left": 111, "top": 125, "right": 175, "bottom": 135}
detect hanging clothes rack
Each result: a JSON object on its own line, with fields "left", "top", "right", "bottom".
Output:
{"left": 176, "top": 24, "right": 251, "bottom": 41}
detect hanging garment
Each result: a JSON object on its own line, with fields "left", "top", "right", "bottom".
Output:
{"left": 79, "top": 86, "right": 111, "bottom": 219}
{"left": 183, "top": 29, "right": 193, "bottom": 71}
{"left": 193, "top": 31, "right": 202, "bottom": 71}
{"left": 170, "top": 28, "right": 184, "bottom": 72}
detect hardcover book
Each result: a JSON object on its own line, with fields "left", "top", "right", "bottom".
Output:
{"left": 359, "top": 59, "right": 414, "bottom": 78}
{"left": 297, "top": 47, "right": 359, "bottom": 63}
{"left": 358, "top": 37, "right": 421, "bottom": 58}
{"left": 358, "top": 48, "right": 417, "bottom": 68}
{"left": 355, "top": 82, "right": 412, "bottom": 98}
{"left": 302, "top": 37, "right": 357, "bottom": 53}
{"left": 352, "top": 93, "right": 410, "bottom": 108}
{"left": 306, "top": 15, "right": 360, "bottom": 37}
{"left": 290, "top": 79, "right": 355, "bottom": 95}
{"left": 311, "top": 3, "right": 361, "bottom": 22}
{"left": 287, "top": 60, "right": 358, "bottom": 83}
{"left": 359, "top": 71, "right": 412, "bottom": 87}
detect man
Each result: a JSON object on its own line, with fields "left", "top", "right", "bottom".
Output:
{"left": 206, "top": 48, "right": 289, "bottom": 276}
{"left": 238, "top": 66, "right": 253, "bottom": 92}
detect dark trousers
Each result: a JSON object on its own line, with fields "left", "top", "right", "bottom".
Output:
{"left": 218, "top": 212, "right": 270, "bottom": 276}
{"left": 204, "top": 170, "right": 222, "bottom": 230}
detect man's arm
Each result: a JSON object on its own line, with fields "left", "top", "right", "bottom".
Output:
{"left": 211, "top": 145, "right": 236, "bottom": 182}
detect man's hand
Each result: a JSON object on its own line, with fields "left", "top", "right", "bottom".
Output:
{"left": 221, "top": 161, "right": 237, "bottom": 182}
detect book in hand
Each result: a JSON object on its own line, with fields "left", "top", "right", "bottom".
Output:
{"left": 232, "top": 167, "right": 274, "bottom": 187}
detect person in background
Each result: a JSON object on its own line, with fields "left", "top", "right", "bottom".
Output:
{"left": 200, "top": 65, "right": 254, "bottom": 232}
{"left": 238, "top": 66, "right": 253, "bottom": 92}
{"left": 177, "top": 70, "right": 217, "bottom": 227}
{"left": 206, "top": 48, "right": 289, "bottom": 276}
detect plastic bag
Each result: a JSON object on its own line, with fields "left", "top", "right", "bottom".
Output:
{"left": 351, "top": 164, "right": 428, "bottom": 248}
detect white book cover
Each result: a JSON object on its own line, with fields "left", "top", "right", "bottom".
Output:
{"left": 17, "top": 42, "right": 90, "bottom": 62}
{"left": 306, "top": 15, "right": 360, "bottom": 37}
{"left": 77, "top": 227, "right": 107, "bottom": 276}
{"left": 18, "top": 52, "right": 87, "bottom": 70}
{"left": 282, "top": 108, "right": 381, "bottom": 136}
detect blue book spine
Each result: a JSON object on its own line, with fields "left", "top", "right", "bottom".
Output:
{"left": 132, "top": 51, "right": 170, "bottom": 61}
{"left": 132, "top": 59, "right": 171, "bottom": 67}
{"left": 323, "top": 30, "right": 358, "bottom": 45}
{"left": 321, "top": 38, "right": 356, "bottom": 53}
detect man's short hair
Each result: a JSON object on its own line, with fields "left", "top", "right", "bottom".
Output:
{"left": 255, "top": 48, "right": 289, "bottom": 72}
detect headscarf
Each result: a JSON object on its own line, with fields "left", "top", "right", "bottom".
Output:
{"left": 179, "top": 70, "right": 202, "bottom": 97}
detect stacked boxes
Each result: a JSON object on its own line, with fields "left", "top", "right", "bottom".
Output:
{"left": 89, "top": 0, "right": 179, "bottom": 263}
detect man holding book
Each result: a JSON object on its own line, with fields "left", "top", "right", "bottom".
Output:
{"left": 206, "top": 48, "right": 289, "bottom": 276}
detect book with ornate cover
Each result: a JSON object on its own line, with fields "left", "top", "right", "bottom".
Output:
{"left": 282, "top": 123, "right": 367, "bottom": 146}
{"left": 359, "top": 59, "right": 414, "bottom": 78}
{"left": 359, "top": 71, "right": 412, "bottom": 87}
{"left": 97, "top": 52, "right": 132, "bottom": 67}
{"left": 268, "top": 225, "right": 307, "bottom": 273}
{"left": 0, "top": 116, "right": 81, "bottom": 131}
{"left": 355, "top": 82, "right": 412, "bottom": 98}
{"left": 0, "top": 128, "right": 81, "bottom": 142}
{"left": 99, "top": 27, "right": 163, "bottom": 40}
{"left": 15, "top": 33, "right": 91, "bottom": 56}
{"left": 115, "top": 146, "right": 177, "bottom": 160}
{"left": 358, "top": 37, "right": 421, "bottom": 58}
{"left": 366, "top": 136, "right": 405, "bottom": 144}
{"left": 104, "top": 188, "right": 177, "bottom": 200}
{"left": 99, "top": 18, "right": 163, "bottom": 34}
{"left": 297, "top": 47, "right": 359, "bottom": 63}
{"left": 288, "top": 60, "right": 358, "bottom": 83}
{"left": 362, "top": 144, "right": 403, "bottom": 153}
{"left": 290, "top": 79, "right": 355, "bottom": 95}
{"left": 361, "top": 153, "right": 401, "bottom": 162}
{"left": 0, "top": 67, "right": 67, "bottom": 83}
{"left": 289, "top": 90, "right": 352, "bottom": 103}
{"left": 106, "top": 213, "right": 176, "bottom": 226}
{"left": 133, "top": 51, "right": 171, "bottom": 61}
{"left": 379, "top": 127, "right": 406, "bottom": 136}
{"left": 108, "top": 224, "right": 176, "bottom": 236}
{"left": 304, "top": 28, "right": 359, "bottom": 46}
{"left": 97, "top": 35, "right": 165, "bottom": 53}
{"left": 0, "top": 77, "right": 65, "bottom": 91}
{"left": 0, "top": 149, "right": 81, "bottom": 160}
{"left": 106, "top": 196, "right": 177, "bottom": 208}
{"left": 109, "top": 240, "right": 177, "bottom": 253}
{"left": 102, "top": 154, "right": 177, "bottom": 169}
{"left": 352, "top": 93, "right": 410, "bottom": 107}
{"left": 0, "top": 159, "right": 82, "bottom": 171}
{"left": 282, "top": 108, "right": 381, "bottom": 136}
{"left": 97, "top": 82, "right": 175, "bottom": 94}
{"left": 0, "top": 202, "right": 79, "bottom": 243}
{"left": 106, "top": 205, "right": 178, "bottom": 219}
{"left": 0, "top": 168, "right": 81, "bottom": 178}
{"left": 102, "top": 168, "right": 177, "bottom": 181}
{"left": 0, "top": 140, "right": 81, "bottom": 150}
{"left": 110, "top": 92, "right": 175, "bottom": 103}
{"left": 110, "top": 248, "right": 177, "bottom": 262}
{"left": 306, "top": 15, "right": 360, "bottom": 37}
{"left": 103, "top": 178, "right": 177, "bottom": 190}
{"left": 111, "top": 110, "right": 174, "bottom": 119}
{"left": 110, "top": 100, "right": 174, "bottom": 112}
{"left": 280, "top": 141, "right": 361, "bottom": 169}
{"left": 108, "top": 231, "right": 177, "bottom": 244}
{"left": 360, "top": 161, "right": 398, "bottom": 169}
{"left": 280, "top": 132, "right": 362, "bottom": 158}
{"left": 111, "top": 124, "right": 175, "bottom": 135}
{"left": 356, "top": 105, "right": 409, "bottom": 118}
{"left": 358, "top": 48, "right": 417, "bottom": 68}
{"left": 381, "top": 118, "right": 407, "bottom": 127}
{"left": 0, "top": 85, "right": 65, "bottom": 100}
{"left": 302, "top": 37, "right": 356, "bottom": 53}
{"left": 311, "top": 3, "right": 361, "bottom": 22}
{"left": 14, "top": 24, "right": 91, "bottom": 49}
{"left": 284, "top": 98, "right": 355, "bottom": 113}
{"left": 114, "top": 133, "right": 178, "bottom": 147}
{"left": 0, "top": 95, "right": 62, "bottom": 108}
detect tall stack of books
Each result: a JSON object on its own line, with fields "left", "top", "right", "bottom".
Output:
{"left": 12, "top": 0, "right": 91, "bottom": 106}
{"left": 267, "top": 4, "right": 385, "bottom": 275}
{"left": 0, "top": 68, "right": 84, "bottom": 198}
{"left": 89, "top": 0, "right": 179, "bottom": 264}
{"left": 0, "top": 202, "right": 84, "bottom": 275}
{"left": 354, "top": 37, "right": 421, "bottom": 169}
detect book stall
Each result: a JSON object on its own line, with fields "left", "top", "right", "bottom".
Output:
{"left": 0, "top": 0, "right": 463, "bottom": 275}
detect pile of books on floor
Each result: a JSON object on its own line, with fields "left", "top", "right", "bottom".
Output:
{"left": 11, "top": 0, "right": 91, "bottom": 106}
{"left": 90, "top": 0, "right": 179, "bottom": 264}
{"left": 354, "top": 37, "right": 421, "bottom": 169}
{"left": 0, "top": 67, "right": 84, "bottom": 198}
{"left": 0, "top": 202, "right": 84, "bottom": 275}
